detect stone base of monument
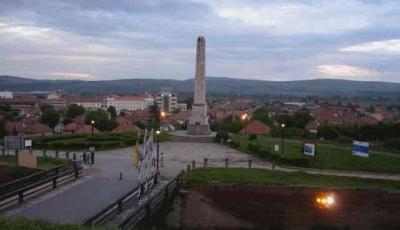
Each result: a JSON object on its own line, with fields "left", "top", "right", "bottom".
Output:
{"left": 170, "top": 130, "right": 216, "bottom": 143}
{"left": 187, "top": 124, "right": 211, "bottom": 135}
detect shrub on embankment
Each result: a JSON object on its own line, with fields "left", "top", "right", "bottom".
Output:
{"left": 0, "top": 218, "right": 117, "bottom": 230}
{"left": 183, "top": 168, "right": 400, "bottom": 191}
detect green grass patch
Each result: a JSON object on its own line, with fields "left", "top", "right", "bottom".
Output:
{"left": 230, "top": 134, "right": 400, "bottom": 174}
{"left": 0, "top": 155, "right": 69, "bottom": 169}
{"left": 184, "top": 168, "right": 400, "bottom": 191}
{"left": 0, "top": 217, "right": 116, "bottom": 230}
{"left": 30, "top": 131, "right": 169, "bottom": 151}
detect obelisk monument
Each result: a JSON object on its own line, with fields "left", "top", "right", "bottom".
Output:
{"left": 187, "top": 36, "right": 210, "bottom": 135}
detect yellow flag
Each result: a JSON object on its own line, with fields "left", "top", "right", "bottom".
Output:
{"left": 132, "top": 131, "right": 140, "bottom": 168}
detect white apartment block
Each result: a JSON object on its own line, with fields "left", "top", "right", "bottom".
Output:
{"left": 177, "top": 103, "right": 188, "bottom": 111}
{"left": 0, "top": 91, "right": 13, "bottom": 99}
{"left": 106, "top": 94, "right": 154, "bottom": 112}
{"left": 74, "top": 101, "right": 103, "bottom": 111}
{"left": 156, "top": 91, "right": 178, "bottom": 112}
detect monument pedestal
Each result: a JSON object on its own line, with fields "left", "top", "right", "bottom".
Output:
{"left": 187, "top": 124, "right": 210, "bottom": 135}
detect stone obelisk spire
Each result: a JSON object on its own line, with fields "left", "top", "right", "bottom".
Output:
{"left": 188, "top": 36, "right": 210, "bottom": 135}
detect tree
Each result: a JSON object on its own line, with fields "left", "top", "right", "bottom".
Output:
{"left": 0, "top": 121, "right": 6, "bottom": 139}
{"left": 107, "top": 106, "right": 117, "bottom": 119}
{"left": 39, "top": 105, "right": 59, "bottom": 128}
{"left": 292, "top": 111, "right": 313, "bottom": 129}
{"left": 66, "top": 104, "right": 85, "bottom": 119}
{"left": 85, "top": 109, "right": 109, "bottom": 131}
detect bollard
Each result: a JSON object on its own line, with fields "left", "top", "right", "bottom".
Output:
{"left": 65, "top": 151, "right": 70, "bottom": 159}
{"left": 272, "top": 162, "right": 276, "bottom": 171}
{"left": 248, "top": 159, "right": 252, "bottom": 169}
{"left": 225, "top": 158, "right": 229, "bottom": 168}
{"left": 161, "top": 152, "right": 164, "bottom": 168}
{"left": 118, "top": 199, "right": 123, "bottom": 212}
{"left": 192, "top": 160, "right": 196, "bottom": 169}
{"left": 187, "top": 164, "right": 191, "bottom": 172}
{"left": 119, "top": 172, "right": 123, "bottom": 180}
{"left": 73, "top": 153, "right": 77, "bottom": 160}
{"left": 43, "top": 149, "right": 47, "bottom": 157}
{"left": 203, "top": 158, "right": 208, "bottom": 168}
{"left": 55, "top": 150, "right": 59, "bottom": 158}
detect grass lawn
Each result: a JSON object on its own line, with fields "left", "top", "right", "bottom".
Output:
{"left": 231, "top": 134, "right": 400, "bottom": 174}
{"left": 30, "top": 131, "right": 170, "bottom": 151}
{"left": 184, "top": 168, "right": 400, "bottom": 191}
{"left": 0, "top": 155, "right": 69, "bottom": 169}
{"left": 0, "top": 218, "right": 116, "bottom": 230}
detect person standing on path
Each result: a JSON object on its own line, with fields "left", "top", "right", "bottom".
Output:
{"left": 90, "top": 151, "right": 95, "bottom": 164}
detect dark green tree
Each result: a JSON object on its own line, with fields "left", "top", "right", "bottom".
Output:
{"left": 107, "top": 106, "right": 117, "bottom": 119}
{"left": 66, "top": 104, "right": 85, "bottom": 119}
{"left": 292, "top": 111, "right": 313, "bottom": 129}
{"left": 40, "top": 111, "right": 60, "bottom": 128}
{"left": 85, "top": 109, "right": 109, "bottom": 131}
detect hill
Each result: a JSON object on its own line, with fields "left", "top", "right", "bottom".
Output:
{"left": 1, "top": 75, "right": 400, "bottom": 97}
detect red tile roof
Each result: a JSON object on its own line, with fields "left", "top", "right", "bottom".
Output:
{"left": 112, "top": 117, "right": 139, "bottom": 133}
{"left": 240, "top": 120, "right": 270, "bottom": 135}
{"left": 5, "top": 121, "right": 52, "bottom": 134}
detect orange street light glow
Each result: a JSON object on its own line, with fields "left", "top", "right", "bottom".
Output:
{"left": 315, "top": 194, "right": 335, "bottom": 209}
{"left": 241, "top": 113, "right": 248, "bottom": 121}
{"left": 160, "top": 111, "right": 166, "bottom": 118}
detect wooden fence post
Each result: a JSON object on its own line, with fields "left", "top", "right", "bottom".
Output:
{"left": 248, "top": 159, "right": 252, "bottom": 169}
{"left": 65, "top": 151, "right": 69, "bottom": 159}
{"left": 187, "top": 164, "right": 191, "bottom": 172}
{"left": 203, "top": 158, "right": 208, "bottom": 168}
{"left": 192, "top": 160, "right": 196, "bottom": 169}
{"left": 18, "top": 191, "right": 23, "bottom": 203}
{"left": 225, "top": 158, "right": 229, "bottom": 168}
{"left": 43, "top": 149, "right": 47, "bottom": 157}
{"left": 55, "top": 150, "right": 59, "bottom": 158}
{"left": 52, "top": 167, "right": 59, "bottom": 188}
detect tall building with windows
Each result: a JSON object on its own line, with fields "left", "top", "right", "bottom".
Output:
{"left": 0, "top": 91, "right": 13, "bottom": 99}
{"left": 106, "top": 94, "right": 154, "bottom": 112}
{"left": 156, "top": 91, "right": 178, "bottom": 112}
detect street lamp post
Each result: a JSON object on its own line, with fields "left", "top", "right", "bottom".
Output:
{"left": 160, "top": 111, "right": 166, "bottom": 131}
{"left": 156, "top": 130, "right": 160, "bottom": 172}
{"left": 241, "top": 113, "right": 248, "bottom": 135}
{"left": 91, "top": 120, "right": 95, "bottom": 137}
{"left": 281, "top": 123, "right": 285, "bottom": 155}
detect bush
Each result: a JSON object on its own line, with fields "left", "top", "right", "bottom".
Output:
{"left": 248, "top": 134, "right": 257, "bottom": 140}
{"left": 230, "top": 141, "right": 240, "bottom": 149}
{"left": 215, "top": 130, "right": 229, "bottom": 143}
{"left": 337, "top": 135, "right": 353, "bottom": 143}
{"left": 384, "top": 138, "right": 400, "bottom": 151}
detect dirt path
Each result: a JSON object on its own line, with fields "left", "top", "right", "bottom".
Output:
{"left": 182, "top": 186, "right": 400, "bottom": 230}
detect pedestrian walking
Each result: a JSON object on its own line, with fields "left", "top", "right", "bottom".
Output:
{"left": 82, "top": 151, "right": 87, "bottom": 165}
{"left": 90, "top": 151, "right": 95, "bottom": 164}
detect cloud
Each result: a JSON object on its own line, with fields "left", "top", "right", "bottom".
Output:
{"left": 341, "top": 39, "right": 400, "bottom": 53}
{"left": 45, "top": 72, "right": 95, "bottom": 80}
{"left": 213, "top": 1, "right": 377, "bottom": 35}
{"left": 316, "top": 65, "right": 379, "bottom": 80}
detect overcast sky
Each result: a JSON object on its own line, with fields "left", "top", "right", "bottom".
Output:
{"left": 0, "top": 0, "right": 399, "bottom": 82}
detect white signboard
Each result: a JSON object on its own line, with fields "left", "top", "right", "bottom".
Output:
{"left": 304, "top": 143, "right": 315, "bottom": 156}
{"left": 274, "top": 144, "right": 279, "bottom": 152}
{"left": 25, "top": 140, "right": 32, "bottom": 147}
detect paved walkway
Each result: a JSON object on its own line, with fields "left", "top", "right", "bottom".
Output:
{"left": 3, "top": 141, "right": 400, "bottom": 225}
{"left": 3, "top": 148, "right": 146, "bottom": 224}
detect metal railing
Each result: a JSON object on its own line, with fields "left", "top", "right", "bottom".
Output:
{"left": 0, "top": 166, "right": 83, "bottom": 209}
{"left": 83, "top": 172, "right": 161, "bottom": 226}
{"left": 118, "top": 172, "right": 182, "bottom": 228}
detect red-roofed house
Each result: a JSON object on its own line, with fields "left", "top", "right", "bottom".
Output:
{"left": 6, "top": 121, "right": 52, "bottom": 136}
{"left": 112, "top": 117, "right": 139, "bottom": 133}
{"left": 64, "top": 122, "right": 100, "bottom": 134}
{"left": 240, "top": 120, "right": 270, "bottom": 135}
